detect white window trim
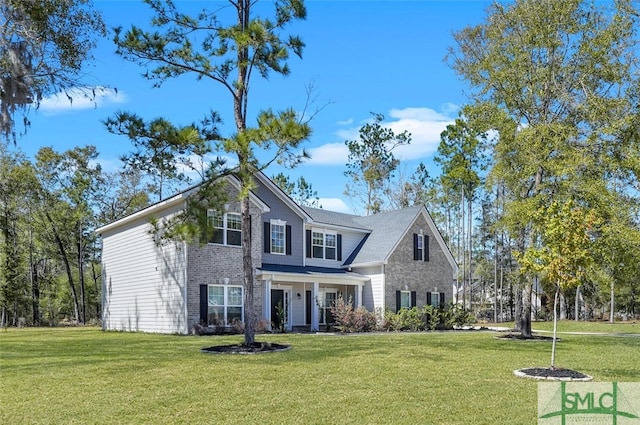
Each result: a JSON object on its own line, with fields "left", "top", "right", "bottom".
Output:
{"left": 207, "top": 210, "right": 242, "bottom": 247}
{"left": 318, "top": 289, "right": 338, "bottom": 325}
{"left": 416, "top": 234, "right": 424, "bottom": 261}
{"left": 208, "top": 284, "right": 244, "bottom": 326}
{"left": 270, "top": 219, "right": 286, "bottom": 255}
{"left": 400, "top": 290, "right": 412, "bottom": 310}
{"left": 311, "top": 227, "right": 338, "bottom": 260}
{"left": 430, "top": 292, "right": 441, "bottom": 309}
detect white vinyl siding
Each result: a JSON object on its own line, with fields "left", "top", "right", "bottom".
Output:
{"left": 360, "top": 272, "right": 384, "bottom": 312}
{"left": 101, "top": 204, "right": 188, "bottom": 334}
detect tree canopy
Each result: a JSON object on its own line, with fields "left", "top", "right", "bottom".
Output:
{"left": 0, "top": 0, "right": 105, "bottom": 142}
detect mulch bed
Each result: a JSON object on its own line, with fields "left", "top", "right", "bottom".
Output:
{"left": 514, "top": 367, "right": 593, "bottom": 381}
{"left": 201, "top": 342, "right": 291, "bottom": 354}
{"left": 497, "top": 333, "right": 557, "bottom": 341}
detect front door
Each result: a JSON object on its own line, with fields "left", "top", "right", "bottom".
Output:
{"left": 270, "top": 289, "right": 289, "bottom": 331}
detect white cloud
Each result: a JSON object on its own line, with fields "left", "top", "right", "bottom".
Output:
{"left": 386, "top": 108, "right": 455, "bottom": 161}
{"left": 336, "top": 118, "right": 353, "bottom": 126}
{"left": 39, "top": 86, "right": 126, "bottom": 114}
{"left": 310, "top": 106, "right": 456, "bottom": 166}
{"left": 318, "top": 197, "right": 351, "bottom": 213}
{"left": 306, "top": 142, "right": 349, "bottom": 165}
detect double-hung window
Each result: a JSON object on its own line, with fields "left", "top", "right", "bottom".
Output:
{"left": 208, "top": 210, "right": 242, "bottom": 246}
{"left": 319, "top": 290, "right": 337, "bottom": 324}
{"left": 325, "top": 233, "right": 337, "bottom": 260}
{"left": 396, "top": 290, "right": 416, "bottom": 312}
{"left": 311, "top": 229, "right": 338, "bottom": 260}
{"left": 400, "top": 290, "right": 411, "bottom": 309}
{"left": 413, "top": 233, "right": 429, "bottom": 261}
{"left": 312, "top": 231, "right": 325, "bottom": 259}
{"left": 207, "top": 285, "right": 243, "bottom": 326}
{"left": 270, "top": 220, "right": 286, "bottom": 255}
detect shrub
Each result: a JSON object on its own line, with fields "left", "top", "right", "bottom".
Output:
{"left": 421, "top": 305, "right": 441, "bottom": 330}
{"left": 331, "top": 296, "right": 378, "bottom": 333}
{"left": 382, "top": 309, "right": 403, "bottom": 332}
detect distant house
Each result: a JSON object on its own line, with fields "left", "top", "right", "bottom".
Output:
{"left": 96, "top": 171, "right": 458, "bottom": 334}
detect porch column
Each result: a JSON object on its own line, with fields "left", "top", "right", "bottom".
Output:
{"left": 356, "top": 284, "right": 363, "bottom": 308}
{"left": 311, "top": 281, "right": 320, "bottom": 331}
{"left": 264, "top": 278, "right": 272, "bottom": 331}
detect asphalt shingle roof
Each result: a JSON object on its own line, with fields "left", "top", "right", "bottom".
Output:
{"left": 302, "top": 205, "right": 425, "bottom": 266}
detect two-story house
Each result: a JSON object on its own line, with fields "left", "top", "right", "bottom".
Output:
{"left": 96, "top": 172, "right": 457, "bottom": 334}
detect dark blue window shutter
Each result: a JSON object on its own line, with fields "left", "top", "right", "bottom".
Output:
{"left": 411, "top": 291, "right": 416, "bottom": 308}
{"left": 439, "top": 292, "right": 445, "bottom": 306}
{"left": 426, "top": 291, "right": 432, "bottom": 306}
{"left": 424, "top": 235, "right": 430, "bottom": 262}
{"left": 199, "top": 285, "right": 208, "bottom": 325}
{"left": 263, "top": 222, "right": 270, "bottom": 253}
{"left": 305, "top": 229, "right": 312, "bottom": 258}
{"left": 413, "top": 233, "right": 420, "bottom": 260}
{"left": 396, "top": 290, "right": 401, "bottom": 313}
{"left": 286, "top": 225, "right": 292, "bottom": 255}
{"left": 337, "top": 234, "right": 342, "bottom": 261}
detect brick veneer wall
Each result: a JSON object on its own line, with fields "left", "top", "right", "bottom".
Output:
{"left": 185, "top": 189, "right": 264, "bottom": 331}
{"left": 383, "top": 213, "right": 454, "bottom": 310}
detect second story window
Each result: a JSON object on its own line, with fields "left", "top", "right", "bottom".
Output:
{"left": 309, "top": 229, "right": 341, "bottom": 261}
{"left": 264, "top": 220, "right": 291, "bottom": 255}
{"left": 413, "top": 233, "right": 429, "bottom": 261}
{"left": 312, "top": 231, "right": 324, "bottom": 258}
{"left": 208, "top": 210, "right": 242, "bottom": 246}
{"left": 271, "top": 220, "right": 285, "bottom": 255}
{"left": 325, "top": 233, "right": 336, "bottom": 260}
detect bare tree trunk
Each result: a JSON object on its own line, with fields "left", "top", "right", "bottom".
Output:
{"left": 241, "top": 196, "right": 255, "bottom": 345}
{"left": 91, "top": 260, "right": 101, "bottom": 319}
{"left": 77, "top": 221, "right": 86, "bottom": 324}
{"left": 28, "top": 216, "right": 40, "bottom": 326}
{"left": 493, "top": 187, "right": 498, "bottom": 323}
{"left": 514, "top": 283, "right": 522, "bottom": 331}
{"left": 551, "top": 284, "right": 560, "bottom": 368}
{"left": 45, "top": 211, "right": 79, "bottom": 323}
{"left": 461, "top": 186, "right": 466, "bottom": 309}
{"left": 468, "top": 196, "right": 473, "bottom": 314}
{"left": 610, "top": 280, "right": 615, "bottom": 324}
{"left": 575, "top": 285, "right": 580, "bottom": 322}
{"left": 521, "top": 281, "right": 533, "bottom": 338}
{"left": 31, "top": 261, "right": 40, "bottom": 325}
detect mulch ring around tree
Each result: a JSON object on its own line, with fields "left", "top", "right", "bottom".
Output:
{"left": 201, "top": 341, "right": 291, "bottom": 355}
{"left": 495, "top": 332, "right": 557, "bottom": 341}
{"left": 514, "top": 367, "right": 593, "bottom": 381}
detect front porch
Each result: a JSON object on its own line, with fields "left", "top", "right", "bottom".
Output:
{"left": 257, "top": 264, "right": 369, "bottom": 332}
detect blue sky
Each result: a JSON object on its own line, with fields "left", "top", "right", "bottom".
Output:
{"left": 15, "top": 0, "right": 493, "bottom": 213}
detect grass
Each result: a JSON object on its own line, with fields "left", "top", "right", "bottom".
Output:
{"left": 1, "top": 326, "right": 639, "bottom": 424}
{"left": 529, "top": 319, "right": 640, "bottom": 334}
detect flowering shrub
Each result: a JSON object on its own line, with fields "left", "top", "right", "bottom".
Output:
{"left": 330, "top": 296, "right": 378, "bottom": 333}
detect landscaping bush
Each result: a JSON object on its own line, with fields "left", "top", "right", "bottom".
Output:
{"left": 330, "top": 296, "right": 378, "bottom": 333}
{"left": 381, "top": 303, "right": 475, "bottom": 332}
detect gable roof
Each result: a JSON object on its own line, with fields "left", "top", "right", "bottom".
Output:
{"left": 303, "top": 204, "right": 457, "bottom": 272}
{"left": 347, "top": 205, "right": 426, "bottom": 266}
{"left": 301, "top": 206, "right": 370, "bottom": 231}
{"left": 95, "top": 174, "right": 270, "bottom": 235}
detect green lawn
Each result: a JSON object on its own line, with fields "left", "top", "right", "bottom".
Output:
{"left": 1, "top": 327, "right": 638, "bottom": 424}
